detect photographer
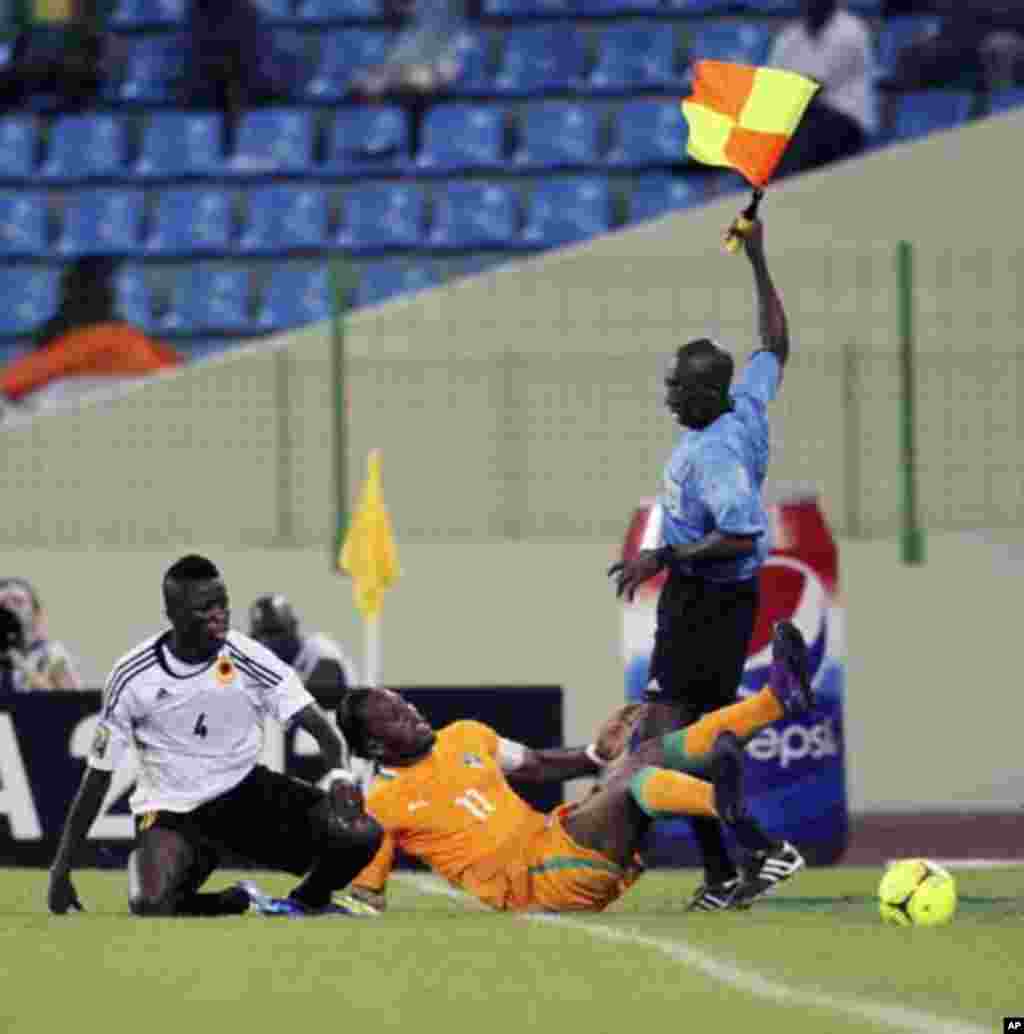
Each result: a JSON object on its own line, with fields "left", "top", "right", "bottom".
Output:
{"left": 0, "top": 578, "right": 82, "bottom": 694}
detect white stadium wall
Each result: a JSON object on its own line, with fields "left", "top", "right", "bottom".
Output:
{"left": 2, "top": 108, "right": 1023, "bottom": 813}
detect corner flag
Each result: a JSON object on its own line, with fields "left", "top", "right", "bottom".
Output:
{"left": 338, "top": 449, "right": 400, "bottom": 622}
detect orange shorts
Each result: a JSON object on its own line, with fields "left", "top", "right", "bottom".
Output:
{"left": 457, "top": 804, "right": 641, "bottom": 913}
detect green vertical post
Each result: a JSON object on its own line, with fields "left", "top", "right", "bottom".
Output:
{"left": 897, "top": 240, "right": 925, "bottom": 565}
{"left": 329, "top": 258, "right": 357, "bottom": 569}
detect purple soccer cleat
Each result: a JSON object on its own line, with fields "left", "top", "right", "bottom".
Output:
{"left": 768, "top": 621, "right": 814, "bottom": 716}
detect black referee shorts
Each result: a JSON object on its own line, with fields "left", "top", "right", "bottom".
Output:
{"left": 138, "top": 765, "right": 326, "bottom": 876}
{"left": 646, "top": 571, "right": 760, "bottom": 723}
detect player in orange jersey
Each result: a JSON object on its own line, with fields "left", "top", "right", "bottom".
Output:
{"left": 304, "top": 621, "right": 814, "bottom": 914}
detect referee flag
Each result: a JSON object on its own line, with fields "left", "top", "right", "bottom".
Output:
{"left": 681, "top": 61, "right": 819, "bottom": 187}
{"left": 339, "top": 449, "right": 400, "bottom": 621}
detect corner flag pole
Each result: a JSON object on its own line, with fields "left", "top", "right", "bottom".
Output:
{"left": 897, "top": 240, "right": 925, "bottom": 565}
{"left": 328, "top": 258, "right": 357, "bottom": 570}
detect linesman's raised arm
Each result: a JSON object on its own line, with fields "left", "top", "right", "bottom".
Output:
{"left": 739, "top": 219, "right": 789, "bottom": 369}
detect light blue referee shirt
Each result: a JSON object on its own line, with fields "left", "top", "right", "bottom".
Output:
{"left": 659, "top": 350, "right": 781, "bottom": 583}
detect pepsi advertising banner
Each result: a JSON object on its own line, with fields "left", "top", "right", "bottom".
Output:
{"left": 0, "top": 685, "right": 563, "bottom": 867}
{"left": 621, "top": 495, "right": 848, "bottom": 865}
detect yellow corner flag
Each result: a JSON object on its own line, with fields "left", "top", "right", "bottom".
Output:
{"left": 338, "top": 449, "right": 400, "bottom": 621}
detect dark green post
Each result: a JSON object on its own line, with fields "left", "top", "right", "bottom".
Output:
{"left": 329, "top": 259, "right": 357, "bottom": 569}
{"left": 898, "top": 241, "right": 925, "bottom": 565}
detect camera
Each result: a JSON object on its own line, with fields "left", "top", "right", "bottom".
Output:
{"left": 0, "top": 603, "right": 26, "bottom": 656}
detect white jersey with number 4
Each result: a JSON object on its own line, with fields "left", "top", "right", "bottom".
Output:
{"left": 88, "top": 629, "right": 313, "bottom": 815}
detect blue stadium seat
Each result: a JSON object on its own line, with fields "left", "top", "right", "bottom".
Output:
{"left": 0, "top": 117, "right": 38, "bottom": 180}
{"left": 888, "top": 91, "right": 974, "bottom": 143}
{"left": 449, "top": 29, "right": 492, "bottom": 96}
{"left": 0, "top": 192, "right": 46, "bottom": 257}
{"left": 576, "top": 0, "right": 660, "bottom": 15}
{"left": 513, "top": 103, "right": 600, "bottom": 169}
{"left": 322, "top": 106, "right": 408, "bottom": 173}
{"left": 0, "top": 267, "right": 60, "bottom": 336}
{"left": 239, "top": 185, "right": 329, "bottom": 253}
{"left": 989, "top": 88, "right": 1024, "bottom": 116}
{"left": 662, "top": 0, "right": 734, "bottom": 11}
{"left": 336, "top": 183, "right": 424, "bottom": 252}
{"left": 163, "top": 266, "right": 252, "bottom": 333}
{"left": 876, "top": 16, "right": 941, "bottom": 79}
{"left": 257, "top": 266, "right": 332, "bottom": 330}
{"left": 146, "top": 188, "right": 234, "bottom": 255}
{"left": 356, "top": 262, "right": 441, "bottom": 307}
{"left": 104, "top": 33, "right": 185, "bottom": 104}
{"left": 110, "top": 0, "right": 186, "bottom": 27}
{"left": 115, "top": 264, "right": 156, "bottom": 331}
{"left": 40, "top": 115, "right": 127, "bottom": 181}
{"left": 57, "top": 189, "right": 144, "bottom": 257}
{"left": 482, "top": 0, "right": 573, "bottom": 15}
{"left": 846, "top": 0, "right": 881, "bottom": 12}
{"left": 606, "top": 100, "right": 688, "bottom": 167}
{"left": 589, "top": 25, "right": 683, "bottom": 94}
{"left": 297, "top": 0, "right": 385, "bottom": 20}
{"left": 735, "top": 0, "right": 798, "bottom": 13}
{"left": 135, "top": 112, "right": 224, "bottom": 179}
{"left": 628, "top": 174, "right": 704, "bottom": 224}
{"left": 494, "top": 26, "right": 585, "bottom": 95}
{"left": 689, "top": 22, "right": 772, "bottom": 68}
{"left": 306, "top": 29, "right": 392, "bottom": 100}
{"left": 521, "top": 176, "right": 611, "bottom": 248}
{"left": 415, "top": 104, "right": 505, "bottom": 172}
{"left": 227, "top": 109, "right": 314, "bottom": 174}
{"left": 427, "top": 183, "right": 519, "bottom": 251}
{"left": 251, "top": 0, "right": 294, "bottom": 18}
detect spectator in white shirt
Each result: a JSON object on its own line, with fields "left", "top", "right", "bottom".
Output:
{"left": 768, "top": 0, "right": 875, "bottom": 178}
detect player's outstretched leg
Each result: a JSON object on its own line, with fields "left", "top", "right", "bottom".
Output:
{"left": 769, "top": 621, "right": 813, "bottom": 716}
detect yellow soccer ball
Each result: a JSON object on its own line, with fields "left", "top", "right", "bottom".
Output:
{"left": 878, "top": 858, "right": 957, "bottom": 927}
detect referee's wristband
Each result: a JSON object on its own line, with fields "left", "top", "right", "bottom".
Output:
{"left": 584, "top": 744, "right": 609, "bottom": 769}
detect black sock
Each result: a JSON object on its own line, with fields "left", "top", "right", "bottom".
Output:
{"left": 690, "top": 816, "right": 738, "bottom": 885}
{"left": 728, "top": 815, "right": 777, "bottom": 856}
{"left": 176, "top": 886, "right": 251, "bottom": 917}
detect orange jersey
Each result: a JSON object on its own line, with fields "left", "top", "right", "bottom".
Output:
{"left": 355, "top": 721, "right": 547, "bottom": 897}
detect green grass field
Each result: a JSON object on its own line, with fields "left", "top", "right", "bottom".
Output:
{"left": 3, "top": 866, "right": 1021, "bottom": 1034}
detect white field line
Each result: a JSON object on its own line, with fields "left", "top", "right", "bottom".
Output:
{"left": 397, "top": 874, "right": 987, "bottom": 1034}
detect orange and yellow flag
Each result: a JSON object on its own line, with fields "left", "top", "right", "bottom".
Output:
{"left": 681, "top": 61, "right": 819, "bottom": 188}
{"left": 338, "top": 449, "right": 400, "bottom": 621}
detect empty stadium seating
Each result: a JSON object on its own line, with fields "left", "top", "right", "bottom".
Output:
{"left": 134, "top": 112, "right": 224, "bottom": 180}
{"left": 335, "top": 183, "right": 425, "bottom": 252}
{"left": 257, "top": 265, "right": 332, "bottom": 330}
{"left": 162, "top": 265, "right": 252, "bottom": 334}
{"left": 40, "top": 115, "right": 127, "bottom": 181}
{"left": 520, "top": 176, "right": 611, "bottom": 248}
{"left": 0, "top": 117, "right": 38, "bottom": 181}
{"left": 888, "top": 90, "right": 975, "bottom": 143}
{"left": 0, "top": 192, "right": 47, "bottom": 258}
{"left": 0, "top": 267, "right": 60, "bottom": 337}
{"left": 239, "top": 185, "right": 330, "bottom": 253}
{"left": 356, "top": 262, "right": 441, "bottom": 307}
{"left": 415, "top": 105, "right": 506, "bottom": 172}
{"left": 512, "top": 103, "right": 601, "bottom": 170}
{"left": 227, "top": 109, "right": 315, "bottom": 175}
{"left": 427, "top": 183, "right": 519, "bottom": 251}
{"left": 58, "top": 189, "right": 145, "bottom": 257}
{"left": 606, "top": 99, "right": 688, "bottom": 167}
{"left": 145, "top": 188, "right": 234, "bottom": 255}
{"left": 322, "top": 106, "right": 409, "bottom": 173}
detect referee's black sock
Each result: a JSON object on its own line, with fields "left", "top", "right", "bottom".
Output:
{"left": 691, "top": 815, "right": 739, "bottom": 885}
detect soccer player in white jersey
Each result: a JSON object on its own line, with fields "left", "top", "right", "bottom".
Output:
{"left": 46, "top": 555, "right": 382, "bottom": 917}
{"left": 248, "top": 593, "right": 359, "bottom": 695}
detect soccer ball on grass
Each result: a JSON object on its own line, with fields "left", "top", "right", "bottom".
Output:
{"left": 877, "top": 858, "right": 957, "bottom": 927}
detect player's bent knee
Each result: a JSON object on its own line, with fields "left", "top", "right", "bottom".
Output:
{"left": 331, "top": 813, "right": 383, "bottom": 862}
{"left": 129, "top": 889, "right": 179, "bottom": 916}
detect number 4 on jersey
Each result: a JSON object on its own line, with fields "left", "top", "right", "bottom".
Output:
{"left": 193, "top": 712, "right": 209, "bottom": 738}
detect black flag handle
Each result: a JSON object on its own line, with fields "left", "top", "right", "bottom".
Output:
{"left": 723, "top": 188, "right": 764, "bottom": 254}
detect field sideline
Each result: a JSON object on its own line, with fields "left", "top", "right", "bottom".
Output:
{"left": 3, "top": 866, "right": 1021, "bottom": 1034}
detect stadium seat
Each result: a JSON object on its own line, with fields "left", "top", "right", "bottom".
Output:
{"left": 306, "top": 29, "right": 392, "bottom": 100}
{"left": 735, "top": 0, "right": 798, "bottom": 13}
{"left": 0, "top": 267, "right": 60, "bottom": 336}
{"left": 134, "top": 112, "right": 224, "bottom": 179}
{"left": 576, "top": 0, "right": 660, "bottom": 15}
{"left": 888, "top": 90, "right": 974, "bottom": 143}
{"left": 336, "top": 183, "right": 424, "bottom": 252}
{"left": 110, "top": 0, "right": 186, "bottom": 27}
{"left": 589, "top": 25, "right": 683, "bottom": 94}
{"left": 427, "top": 183, "right": 519, "bottom": 251}
{"left": 449, "top": 28, "right": 492, "bottom": 96}
{"left": 513, "top": 103, "right": 600, "bottom": 170}
{"left": 227, "top": 109, "right": 314, "bottom": 174}
{"left": 0, "top": 191, "right": 46, "bottom": 257}
{"left": 662, "top": 0, "right": 734, "bottom": 10}
{"left": 415, "top": 104, "right": 505, "bottom": 172}
{"left": 628, "top": 174, "right": 704, "bottom": 224}
{"left": 57, "top": 189, "right": 144, "bottom": 257}
{"left": 40, "top": 115, "right": 127, "bottom": 181}
{"left": 989, "top": 88, "right": 1024, "bottom": 116}
{"left": 145, "top": 188, "right": 234, "bottom": 255}
{"left": 257, "top": 265, "right": 332, "bottom": 330}
{"left": 115, "top": 264, "right": 156, "bottom": 331}
{"left": 606, "top": 100, "right": 688, "bottom": 167}
{"left": 494, "top": 26, "right": 585, "bottom": 95}
{"left": 297, "top": 0, "right": 385, "bottom": 21}
{"left": 238, "top": 185, "right": 329, "bottom": 253}
{"left": 846, "top": 0, "right": 881, "bottom": 12}
{"left": 104, "top": 33, "right": 186, "bottom": 104}
{"left": 483, "top": 0, "right": 573, "bottom": 15}
{"left": 0, "top": 116, "right": 38, "bottom": 180}
{"left": 356, "top": 262, "right": 441, "bottom": 307}
{"left": 688, "top": 22, "right": 772, "bottom": 68}
{"left": 163, "top": 265, "right": 252, "bottom": 333}
{"left": 250, "top": 0, "right": 294, "bottom": 19}
{"left": 322, "top": 106, "right": 408, "bottom": 173}
{"left": 521, "top": 175, "right": 611, "bottom": 248}
{"left": 875, "top": 16, "right": 941, "bottom": 80}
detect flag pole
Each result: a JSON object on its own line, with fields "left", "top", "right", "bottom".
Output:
{"left": 365, "top": 616, "right": 382, "bottom": 688}
{"left": 723, "top": 188, "right": 764, "bottom": 254}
